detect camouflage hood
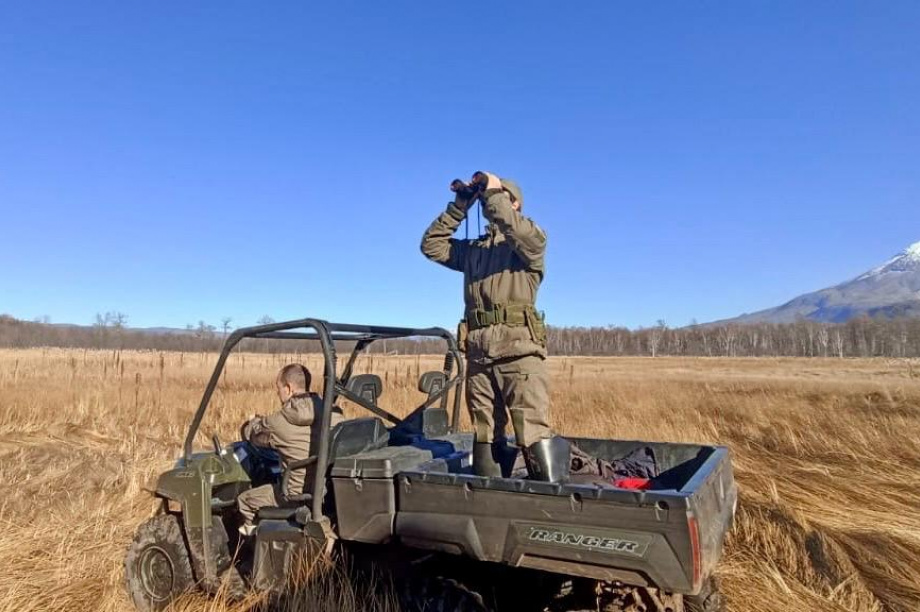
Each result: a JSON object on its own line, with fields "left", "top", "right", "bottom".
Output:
{"left": 499, "top": 178, "right": 523, "bottom": 208}
{"left": 280, "top": 393, "right": 319, "bottom": 427}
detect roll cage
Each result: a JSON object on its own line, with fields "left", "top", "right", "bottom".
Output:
{"left": 182, "top": 318, "right": 464, "bottom": 521}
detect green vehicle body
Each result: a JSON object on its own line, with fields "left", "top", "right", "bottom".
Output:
{"left": 127, "top": 318, "right": 737, "bottom": 610}
{"left": 154, "top": 450, "right": 251, "bottom": 590}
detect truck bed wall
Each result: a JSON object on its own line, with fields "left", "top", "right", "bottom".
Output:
{"left": 330, "top": 436, "right": 736, "bottom": 595}
{"left": 394, "top": 473, "right": 697, "bottom": 591}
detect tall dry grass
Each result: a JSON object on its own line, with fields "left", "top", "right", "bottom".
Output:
{"left": 1, "top": 349, "right": 919, "bottom": 611}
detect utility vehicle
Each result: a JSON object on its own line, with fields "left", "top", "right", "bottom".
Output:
{"left": 125, "top": 318, "right": 737, "bottom": 611}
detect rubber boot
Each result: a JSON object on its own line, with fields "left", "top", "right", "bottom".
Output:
{"left": 493, "top": 439, "right": 520, "bottom": 478}
{"left": 523, "top": 436, "right": 571, "bottom": 482}
{"left": 473, "top": 442, "right": 502, "bottom": 478}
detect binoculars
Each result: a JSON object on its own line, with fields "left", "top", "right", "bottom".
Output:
{"left": 449, "top": 171, "right": 490, "bottom": 198}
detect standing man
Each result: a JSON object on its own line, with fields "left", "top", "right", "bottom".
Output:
{"left": 421, "top": 171, "right": 569, "bottom": 482}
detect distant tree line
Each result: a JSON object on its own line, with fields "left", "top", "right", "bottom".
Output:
{"left": 547, "top": 317, "right": 920, "bottom": 358}
{"left": 0, "top": 314, "right": 444, "bottom": 355}
{"left": 2, "top": 313, "right": 920, "bottom": 358}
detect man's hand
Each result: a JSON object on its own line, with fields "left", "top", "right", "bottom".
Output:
{"left": 449, "top": 179, "right": 479, "bottom": 211}
{"left": 240, "top": 414, "right": 261, "bottom": 441}
{"left": 471, "top": 171, "right": 502, "bottom": 191}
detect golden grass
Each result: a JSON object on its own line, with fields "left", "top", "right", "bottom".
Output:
{"left": 1, "top": 349, "right": 919, "bottom": 611}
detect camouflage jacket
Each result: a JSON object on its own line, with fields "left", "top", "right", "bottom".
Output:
{"left": 421, "top": 187, "right": 547, "bottom": 364}
{"left": 243, "top": 393, "right": 344, "bottom": 498}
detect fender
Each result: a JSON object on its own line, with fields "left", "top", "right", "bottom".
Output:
{"left": 156, "top": 451, "right": 250, "bottom": 589}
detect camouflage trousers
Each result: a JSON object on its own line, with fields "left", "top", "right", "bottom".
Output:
{"left": 237, "top": 484, "right": 281, "bottom": 526}
{"left": 466, "top": 355, "right": 552, "bottom": 448}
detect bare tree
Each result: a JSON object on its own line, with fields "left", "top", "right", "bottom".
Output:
{"left": 831, "top": 328, "right": 845, "bottom": 358}
{"left": 647, "top": 320, "right": 667, "bottom": 357}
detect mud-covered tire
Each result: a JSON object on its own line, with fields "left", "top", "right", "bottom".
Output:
{"left": 124, "top": 514, "right": 196, "bottom": 611}
{"left": 402, "top": 576, "right": 491, "bottom": 612}
{"left": 684, "top": 577, "right": 723, "bottom": 612}
{"left": 218, "top": 565, "right": 248, "bottom": 603}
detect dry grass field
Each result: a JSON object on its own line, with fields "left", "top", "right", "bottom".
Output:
{"left": 1, "top": 349, "right": 919, "bottom": 612}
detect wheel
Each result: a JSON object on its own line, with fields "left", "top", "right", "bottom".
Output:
{"left": 124, "top": 514, "right": 196, "bottom": 611}
{"left": 684, "top": 577, "right": 723, "bottom": 612}
{"left": 401, "top": 575, "right": 491, "bottom": 612}
{"left": 218, "top": 564, "right": 248, "bottom": 603}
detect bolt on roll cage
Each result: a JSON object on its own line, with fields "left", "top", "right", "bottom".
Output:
{"left": 182, "top": 318, "right": 465, "bottom": 521}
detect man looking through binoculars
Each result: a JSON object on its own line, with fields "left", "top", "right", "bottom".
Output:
{"left": 421, "top": 171, "right": 569, "bottom": 482}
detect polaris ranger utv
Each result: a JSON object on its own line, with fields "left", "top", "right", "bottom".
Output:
{"left": 125, "top": 318, "right": 737, "bottom": 611}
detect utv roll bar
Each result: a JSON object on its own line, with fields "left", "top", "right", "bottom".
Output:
{"left": 182, "top": 318, "right": 464, "bottom": 522}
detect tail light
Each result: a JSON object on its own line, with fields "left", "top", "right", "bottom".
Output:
{"left": 688, "top": 513, "right": 702, "bottom": 590}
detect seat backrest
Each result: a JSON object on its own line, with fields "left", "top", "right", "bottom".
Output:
{"left": 329, "top": 417, "right": 390, "bottom": 460}
{"left": 414, "top": 371, "right": 450, "bottom": 438}
{"left": 418, "top": 371, "right": 446, "bottom": 401}
{"left": 346, "top": 374, "right": 383, "bottom": 406}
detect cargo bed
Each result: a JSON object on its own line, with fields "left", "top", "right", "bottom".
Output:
{"left": 330, "top": 433, "right": 737, "bottom": 595}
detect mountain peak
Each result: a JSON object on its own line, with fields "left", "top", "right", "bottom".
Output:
{"left": 905, "top": 241, "right": 920, "bottom": 259}
{"left": 715, "top": 239, "right": 920, "bottom": 325}
{"left": 858, "top": 240, "right": 920, "bottom": 279}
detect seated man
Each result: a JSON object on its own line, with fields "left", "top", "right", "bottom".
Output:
{"left": 237, "top": 363, "right": 343, "bottom": 534}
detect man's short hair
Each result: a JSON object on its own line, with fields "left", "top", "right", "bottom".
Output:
{"left": 278, "top": 363, "right": 311, "bottom": 393}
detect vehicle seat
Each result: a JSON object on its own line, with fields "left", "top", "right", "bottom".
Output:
{"left": 255, "top": 419, "right": 390, "bottom": 524}
{"left": 347, "top": 373, "right": 383, "bottom": 406}
{"left": 256, "top": 507, "right": 301, "bottom": 521}
{"left": 419, "top": 371, "right": 445, "bottom": 397}
{"left": 417, "top": 371, "right": 449, "bottom": 437}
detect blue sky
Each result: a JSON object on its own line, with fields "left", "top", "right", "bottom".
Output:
{"left": 1, "top": 2, "right": 918, "bottom": 330}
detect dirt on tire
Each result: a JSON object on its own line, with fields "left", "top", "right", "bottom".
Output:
{"left": 124, "top": 513, "right": 196, "bottom": 612}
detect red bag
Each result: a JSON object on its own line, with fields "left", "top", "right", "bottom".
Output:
{"left": 612, "top": 477, "right": 651, "bottom": 490}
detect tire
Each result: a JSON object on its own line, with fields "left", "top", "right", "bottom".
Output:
{"left": 124, "top": 514, "right": 196, "bottom": 612}
{"left": 684, "top": 577, "right": 723, "bottom": 612}
{"left": 218, "top": 565, "right": 248, "bottom": 603}
{"left": 401, "top": 575, "right": 491, "bottom": 612}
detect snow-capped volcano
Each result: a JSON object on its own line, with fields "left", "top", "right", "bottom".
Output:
{"left": 720, "top": 241, "right": 920, "bottom": 324}
{"left": 857, "top": 241, "right": 920, "bottom": 279}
